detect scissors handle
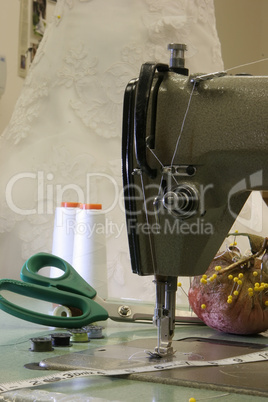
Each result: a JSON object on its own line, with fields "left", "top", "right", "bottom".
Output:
{"left": 21, "top": 253, "right": 96, "bottom": 299}
{"left": 0, "top": 253, "right": 109, "bottom": 328}
{"left": 0, "top": 279, "right": 108, "bottom": 327}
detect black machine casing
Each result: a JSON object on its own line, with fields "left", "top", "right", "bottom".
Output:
{"left": 122, "top": 62, "right": 268, "bottom": 279}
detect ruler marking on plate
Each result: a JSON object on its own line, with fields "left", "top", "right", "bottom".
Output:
{"left": 1, "top": 350, "right": 268, "bottom": 394}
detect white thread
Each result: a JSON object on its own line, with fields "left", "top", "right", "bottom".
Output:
{"left": 147, "top": 147, "right": 164, "bottom": 168}
{"left": 171, "top": 82, "right": 196, "bottom": 167}
{"left": 51, "top": 205, "right": 78, "bottom": 276}
{"left": 128, "top": 349, "right": 150, "bottom": 360}
{"left": 147, "top": 147, "right": 179, "bottom": 186}
{"left": 226, "top": 57, "right": 268, "bottom": 73}
{"left": 52, "top": 305, "right": 72, "bottom": 318}
{"left": 170, "top": 56, "right": 268, "bottom": 166}
{"left": 72, "top": 208, "right": 108, "bottom": 299}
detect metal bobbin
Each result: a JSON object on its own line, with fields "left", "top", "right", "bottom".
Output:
{"left": 68, "top": 328, "right": 89, "bottom": 343}
{"left": 29, "top": 337, "right": 53, "bottom": 352}
{"left": 84, "top": 325, "right": 104, "bottom": 339}
{"left": 50, "top": 333, "right": 72, "bottom": 347}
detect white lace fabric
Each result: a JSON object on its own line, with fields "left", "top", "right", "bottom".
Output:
{"left": 0, "top": 0, "right": 223, "bottom": 300}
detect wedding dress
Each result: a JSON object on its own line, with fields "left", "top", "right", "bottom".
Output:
{"left": 0, "top": 0, "right": 224, "bottom": 301}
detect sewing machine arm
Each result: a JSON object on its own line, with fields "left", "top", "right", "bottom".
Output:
{"left": 122, "top": 59, "right": 268, "bottom": 355}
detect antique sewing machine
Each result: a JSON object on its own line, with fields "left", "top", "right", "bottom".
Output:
{"left": 122, "top": 44, "right": 268, "bottom": 356}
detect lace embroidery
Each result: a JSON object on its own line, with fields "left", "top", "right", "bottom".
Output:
{"left": 0, "top": 0, "right": 224, "bottom": 299}
{"left": 1, "top": 0, "right": 222, "bottom": 145}
{"left": 4, "top": 80, "right": 49, "bottom": 144}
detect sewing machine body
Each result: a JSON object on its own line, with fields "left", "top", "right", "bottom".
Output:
{"left": 122, "top": 57, "right": 268, "bottom": 355}
{"left": 123, "top": 68, "right": 268, "bottom": 279}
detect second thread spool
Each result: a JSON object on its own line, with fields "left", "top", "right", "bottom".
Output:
{"left": 72, "top": 204, "right": 108, "bottom": 299}
{"left": 51, "top": 202, "right": 78, "bottom": 278}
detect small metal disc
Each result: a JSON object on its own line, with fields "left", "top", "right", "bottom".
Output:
{"left": 24, "top": 362, "right": 49, "bottom": 370}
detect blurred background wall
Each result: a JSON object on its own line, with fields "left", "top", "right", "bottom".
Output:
{"left": 0, "top": 0, "right": 267, "bottom": 134}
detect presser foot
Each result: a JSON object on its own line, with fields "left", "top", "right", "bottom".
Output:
{"left": 154, "top": 345, "right": 175, "bottom": 358}
{"left": 153, "top": 315, "right": 176, "bottom": 357}
{"left": 153, "top": 276, "right": 177, "bottom": 357}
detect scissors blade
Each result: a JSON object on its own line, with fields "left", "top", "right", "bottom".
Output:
{"left": 93, "top": 295, "right": 202, "bottom": 324}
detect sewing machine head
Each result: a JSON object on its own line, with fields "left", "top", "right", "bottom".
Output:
{"left": 122, "top": 44, "right": 268, "bottom": 355}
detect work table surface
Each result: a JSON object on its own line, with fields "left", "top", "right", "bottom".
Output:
{"left": 0, "top": 300, "right": 268, "bottom": 402}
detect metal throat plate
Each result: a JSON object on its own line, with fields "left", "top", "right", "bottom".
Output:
{"left": 40, "top": 337, "right": 268, "bottom": 397}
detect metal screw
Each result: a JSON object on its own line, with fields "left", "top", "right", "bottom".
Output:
{"left": 132, "top": 168, "right": 142, "bottom": 176}
{"left": 118, "top": 305, "right": 132, "bottom": 317}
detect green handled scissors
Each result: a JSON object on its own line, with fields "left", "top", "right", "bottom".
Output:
{"left": 0, "top": 252, "right": 109, "bottom": 328}
{"left": 0, "top": 252, "right": 201, "bottom": 328}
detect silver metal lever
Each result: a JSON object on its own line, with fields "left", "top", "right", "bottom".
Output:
{"left": 154, "top": 276, "right": 177, "bottom": 356}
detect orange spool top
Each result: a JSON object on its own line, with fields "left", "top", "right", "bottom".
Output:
{"left": 79, "top": 203, "right": 102, "bottom": 210}
{"left": 60, "top": 202, "right": 79, "bottom": 208}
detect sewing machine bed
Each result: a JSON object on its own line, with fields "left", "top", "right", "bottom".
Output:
{"left": 40, "top": 337, "right": 268, "bottom": 397}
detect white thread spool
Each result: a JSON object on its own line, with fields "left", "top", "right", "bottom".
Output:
{"left": 50, "top": 202, "right": 78, "bottom": 278}
{"left": 72, "top": 204, "right": 108, "bottom": 299}
{"left": 52, "top": 305, "right": 72, "bottom": 318}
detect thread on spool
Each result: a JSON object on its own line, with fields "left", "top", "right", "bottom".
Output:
{"left": 29, "top": 337, "right": 53, "bottom": 352}
{"left": 50, "top": 333, "right": 72, "bottom": 347}
{"left": 52, "top": 305, "right": 72, "bottom": 318}
{"left": 68, "top": 329, "right": 89, "bottom": 343}
{"left": 51, "top": 202, "right": 108, "bottom": 301}
{"left": 51, "top": 203, "right": 79, "bottom": 276}
{"left": 72, "top": 203, "right": 108, "bottom": 299}
{"left": 84, "top": 325, "right": 104, "bottom": 339}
